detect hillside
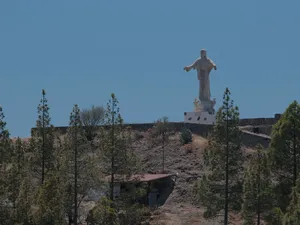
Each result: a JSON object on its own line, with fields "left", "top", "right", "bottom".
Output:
{"left": 131, "top": 131, "right": 247, "bottom": 225}
{"left": 12, "top": 125, "right": 264, "bottom": 224}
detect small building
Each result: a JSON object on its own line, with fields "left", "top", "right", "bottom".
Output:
{"left": 105, "top": 173, "right": 177, "bottom": 207}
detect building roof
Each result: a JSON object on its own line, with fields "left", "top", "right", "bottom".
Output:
{"left": 105, "top": 173, "right": 176, "bottom": 183}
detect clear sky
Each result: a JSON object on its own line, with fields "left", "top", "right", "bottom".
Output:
{"left": 1, "top": 1, "right": 300, "bottom": 137}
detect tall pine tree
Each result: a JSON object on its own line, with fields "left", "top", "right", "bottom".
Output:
{"left": 67, "top": 104, "right": 82, "bottom": 225}
{"left": 30, "top": 89, "right": 55, "bottom": 184}
{"left": 0, "top": 105, "right": 12, "bottom": 224}
{"left": 64, "top": 104, "right": 98, "bottom": 225}
{"left": 242, "top": 145, "right": 274, "bottom": 225}
{"left": 268, "top": 100, "right": 300, "bottom": 211}
{"left": 100, "top": 93, "right": 138, "bottom": 201}
{"left": 282, "top": 178, "right": 300, "bottom": 225}
{"left": 0, "top": 105, "right": 10, "bottom": 165}
{"left": 195, "top": 87, "right": 244, "bottom": 224}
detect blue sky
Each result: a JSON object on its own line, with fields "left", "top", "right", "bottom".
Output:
{"left": 1, "top": 1, "right": 300, "bottom": 137}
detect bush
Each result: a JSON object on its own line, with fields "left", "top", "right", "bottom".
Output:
{"left": 180, "top": 128, "right": 192, "bottom": 145}
{"left": 87, "top": 197, "right": 119, "bottom": 225}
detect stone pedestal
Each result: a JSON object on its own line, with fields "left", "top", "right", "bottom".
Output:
{"left": 200, "top": 100, "right": 215, "bottom": 114}
{"left": 184, "top": 111, "right": 216, "bottom": 125}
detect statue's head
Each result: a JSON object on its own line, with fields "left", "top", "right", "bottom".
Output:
{"left": 200, "top": 49, "right": 207, "bottom": 58}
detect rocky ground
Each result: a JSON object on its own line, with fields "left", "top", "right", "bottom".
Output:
{"left": 131, "top": 129, "right": 259, "bottom": 225}
{"left": 132, "top": 132, "right": 227, "bottom": 225}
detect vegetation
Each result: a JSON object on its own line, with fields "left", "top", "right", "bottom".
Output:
{"left": 80, "top": 105, "right": 105, "bottom": 141}
{"left": 242, "top": 145, "right": 274, "bottom": 225}
{"left": 180, "top": 127, "right": 192, "bottom": 145}
{"left": 268, "top": 100, "right": 300, "bottom": 212}
{"left": 3, "top": 88, "right": 300, "bottom": 224}
{"left": 194, "top": 87, "right": 244, "bottom": 224}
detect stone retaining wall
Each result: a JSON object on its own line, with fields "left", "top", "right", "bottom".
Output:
{"left": 33, "top": 120, "right": 272, "bottom": 148}
{"left": 240, "top": 130, "right": 271, "bottom": 148}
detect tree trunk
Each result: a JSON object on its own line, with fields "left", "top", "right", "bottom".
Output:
{"left": 257, "top": 151, "right": 261, "bottom": 225}
{"left": 293, "top": 120, "right": 297, "bottom": 187}
{"left": 110, "top": 101, "right": 115, "bottom": 202}
{"left": 41, "top": 99, "right": 45, "bottom": 184}
{"left": 162, "top": 133, "right": 165, "bottom": 173}
{"left": 74, "top": 128, "right": 78, "bottom": 225}
{"left": 224, "top": 106, "right": 229, "bottom": 225}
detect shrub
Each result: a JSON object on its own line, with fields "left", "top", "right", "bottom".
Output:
{"left": 86, "top": 197, "right": 119, "bottom": 225}
{"left": 180, "top": 127, "right": 192, "bottom": 145}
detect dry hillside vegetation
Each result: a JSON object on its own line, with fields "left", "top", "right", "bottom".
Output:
{"left": 132, "top": 131, "right": 245, "bottom": 225}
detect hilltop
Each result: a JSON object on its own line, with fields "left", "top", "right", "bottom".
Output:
{"left": 131, "top": 130, "right": 252, "bottom": 225}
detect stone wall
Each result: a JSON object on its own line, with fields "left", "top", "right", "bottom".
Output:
{"left": 239, "top": 117, "right": 278, "bottom": 126}
{"left": 31, "top": 114, "right": 282, "bottom": 149}
{"left": 240, "top": 130, "right": 271, "bottom": 148}
{"left": 33, "top": 120, "right": 273, "bottom": 148}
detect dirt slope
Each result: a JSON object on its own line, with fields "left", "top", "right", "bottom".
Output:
{"left": 132, "top": 132, "right": 229, "bottom": 225}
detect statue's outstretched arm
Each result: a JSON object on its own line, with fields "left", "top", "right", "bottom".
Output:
{"left": 210, "top": 59, "right": 217, "bottom": 70}
{"left": 184, "top": 60, "right": 197, "bottom": 72}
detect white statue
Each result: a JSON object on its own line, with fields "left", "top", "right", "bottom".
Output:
{"left": 184, "top": 49, "right": 217, "bottom": 103}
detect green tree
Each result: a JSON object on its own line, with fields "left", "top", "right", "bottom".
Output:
{"left": 87, "top": 197, "right": 119, "bottom": 225}
{"left": 283, "top": 187, "right": 300, "bottom": 224}
{"left": 80, "top": 105, "right": 105, "bottom": 141}
{"left": 242, "top": 145, "right": 274, "bottom": 225}
{"left": 30, "top": 89, "right": 55, "bottom": 184}
{"left": 64, "top": 104, "right": 99, "bottom": 225}
{"left": 100, "top": 93, "right": 138, "bottom": 201}
{"left": 268, "top": 100, "right": 300, "bottom": 211}
{"left": 0, "top": 138, "right": 25, "bottom": 225}
{"left": 98, "top": 93, "right": 143, "bottom": 225}
{"left": 180, "top": 127, "right": 192, "bottom": 145}
{"left": 66, "top": 104, "right": 83, "bottom": 225}
{"left": 6, "top": 138, "right": 26, "bottom": 208}
{"left": 32, "top": 173, "right": 66, "bottom": 225}
{"left": 31, "top": 135, "right": 69, "bottom": 225}
{"left": 194, "top": 88, "right": 244, "bottom": 224}
{"left": 280, "top": 177, "right": 300, "bottom": 225}
{"left": 0, "top": 105, "right": 10, "bottom": 165}
{"left": 14, "top": 173, "right": 35, "bottom": 225}
{"left": 0, "top": 106, "right": 11, "bottom": 224}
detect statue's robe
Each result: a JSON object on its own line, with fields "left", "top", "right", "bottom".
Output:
{"left": 186, "top": 57, "right": 216, "bottom": 102}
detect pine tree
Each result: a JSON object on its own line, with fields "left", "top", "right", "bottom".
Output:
{"left": 7, "top": 138, "right": 26, "bottom": 208}
{"left": 31, "top": 135, "right": 69, "bottom": 225}
{"left": 282, "top": 177, "right": 300, "bottom": 225}
{"left": 0, "top": 138, "right": 24, "bottom": 224}
{"left": 64, "top": 104, "right": 98, "bottom": 225}
{"left": 0, "top": 105, "right": 10, "bottom": 165}
{"left": 30, "top": 89, "right": 55, "bottom": 184}
{"left": 268, "top": 100, "right": 300, "bottom": 211}
{"left": 32, "top": 173, "right": 66, "bottom": 225}
{"left": 100, "top": 93, "right": 139, "bottom": 201}
{"left": 242, "top": 145, "right": 274, "bottom": 225}
{"left": 194, "top": 87, "right": 244, "bottom": 224}
{"left": 67, "top": 104, "right": 83, "bottom": 225}
{"left": 100, "top": 94, "right": 139, "bottom": 210}
{"left": 0, "top": 106, "right": 13, "bottom": 224}
{"left": 15, "top": 174, "right": 34, "bottom": 225}
{"left": 282, "top": 187, "right": 300, "bottom": 225}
